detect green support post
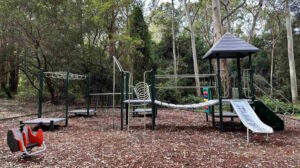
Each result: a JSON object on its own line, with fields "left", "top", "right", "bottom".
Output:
{"left": 209, "top": 59, "right": 215, "bottom": 126}
{"left": 151, "top": 69, "right": 156, "bottom": 130}
{"left": 237, "top": 57, "right": 242, "bottom": 99}
{"left": 216, "top": 56, "right": 223, "bottom": 131}
{"left": 203, "top": 87, "right": 211, "bottom": 121}
{"left": 120, "top": 72, "right": 124, "bottom": 130}
{"left": 65, "top": 70, "right": 70, "bottom": 127}
{"left": 249, "top": 54, "right": 255, "bottom": 102}
{"left": 125, "top": 73, "right": 129, "bottom": 125}
{"left": 38, "top": 68, "right": 44, "bottom": 118}
{"left": 86, "top": 72, "right": 91, "bottom": 116}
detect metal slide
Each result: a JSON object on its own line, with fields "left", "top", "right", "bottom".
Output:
{"left": 230, "top": 100, "right": 273, "bottom": 134}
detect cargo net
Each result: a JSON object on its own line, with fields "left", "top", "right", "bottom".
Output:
{"left": 44, "top": 72, "right": 87, "bottom": 80}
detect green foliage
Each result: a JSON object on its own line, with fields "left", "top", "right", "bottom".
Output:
{"left": 182, "top": 95, "right": 203, "bottom": 104}
{"left": 128, "top": 5, "right": 152, "bottom": 81}
{"left": 261, "top": 96, "right": 300, "bottom": 114}
{"left": 157, "top": 88, "right": 180, "bottom": 104}
{"left": 0, "top": 0, "right": 298, "bottom": 105}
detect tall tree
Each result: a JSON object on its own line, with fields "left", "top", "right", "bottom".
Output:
{"left": 128, "top": 5, "right": 152, "bottom": 81}
{"left": 212, "top": 0, "right": 231, "bottom": 98}
{"left": 247, "top": 0, "right": 263, "bottom": 42}
{"left": 221, "top": 0, "right": 246, "bottom": 33}
{"left": 285, "top": 0, "right": 298, "bottom": 103}
{"left": 171, "top": 0, "right": 177, "bottom": 86}
{"left": 184, "top": 0, "right": 201, "bottom": 96}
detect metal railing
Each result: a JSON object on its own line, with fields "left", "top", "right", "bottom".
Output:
{"left": 242, "top": 71, "right": 295, "bottom": 116}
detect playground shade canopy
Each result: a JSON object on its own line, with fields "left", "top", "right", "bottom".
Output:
{"left": 202, "top": 32, "right": 259, "bottom": 59}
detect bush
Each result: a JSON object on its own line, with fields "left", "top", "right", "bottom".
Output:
{"left": 261, "top": 96, "right": 300, "bottom": 114}
{"left": 157, "top": 88, "right": 180, "bottom": 104}
{"left": 182, "top": 94, "right": 202, "bottom": 104}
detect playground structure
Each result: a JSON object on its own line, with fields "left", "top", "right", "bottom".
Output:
{"left": 22, "top": 69, "right": 93, "bottom": 131}
{"left": 118, "top": 33, "right": 284, "bottom": 143}
{"left": 6, "top": 33, "right": 287, "bottom": 158}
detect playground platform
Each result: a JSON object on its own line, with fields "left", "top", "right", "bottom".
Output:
{"left": 69, "top": 109, "right": 96, "bottom": 116}
{"left": 23, "top": 118, "right": 66, "bottom": 131}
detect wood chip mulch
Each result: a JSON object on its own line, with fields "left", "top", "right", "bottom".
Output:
{"left": 1, "top": 108, "right": 300, "bottom": 167}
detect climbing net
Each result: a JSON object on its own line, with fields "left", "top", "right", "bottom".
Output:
{"left": 44, "top": 72, "right": 87, "bottom": 80}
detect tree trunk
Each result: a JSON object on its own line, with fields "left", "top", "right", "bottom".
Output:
{"left": 285, "top": 0, "right": 298, "bottom": 103}
{"left": 171, "top": 0, "right": 177, "bottom": 87}
{"left": 270, "top": 36, "right": 275, "bottom": 97}
{"left": 0, "top": 63, "right": 12, "bottom": 98}
{"left": 184, "top": 0, "right": 201, "bottom": 96}
{"left": 222, "top": 0, "right": 231, "bottom": 32}
{"left": 247, "top": 0, "right": 263, "bottom": 42}
{"left": 9, "top": 53, "right": 19, "bottom": 93}
{"left": 212, "top": 0, "right": 230, "bottom": 98}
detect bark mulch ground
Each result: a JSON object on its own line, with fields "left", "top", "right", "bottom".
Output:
{"left": 1, "top": 105, "right": 300, "bottom": 167}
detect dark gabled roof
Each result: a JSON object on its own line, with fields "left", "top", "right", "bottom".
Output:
{"left": 203, "top": 32, "right": 259, "bottom": 59}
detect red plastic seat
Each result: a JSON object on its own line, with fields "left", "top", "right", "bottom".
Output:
{"left": 7, "top": 126, "right": 46, "bottom": 156}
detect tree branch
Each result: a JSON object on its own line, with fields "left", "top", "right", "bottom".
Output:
{"left": 192, "top": 6, "right": 201, "bottom": 25}
{"left": 221, "top": 0, "right": 246, "bottom": 23}
{"left": 20, "top": 68, "right": 39, "bottom": 91}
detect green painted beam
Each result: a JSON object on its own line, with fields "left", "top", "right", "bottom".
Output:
{"left": 120, "top": 72, "right": 124, "bottom": 130}
{"left": 65, "top": 70, "right": 70, "bottom": 127}
{"left": 38, "top": 68, "right": 44, "bottom": 118}
{"left": 216, "top": 56, "right": 223, "bottom": 131}
{"left": 237, "top": 57, "right": 242, "bottom": 99}
{"left": 125, "top": 72, "right": 129, "bottom": 125}
{"left": 87, "top": 72, "right": 91, "bottom": 116}
{"left": 151, "top": 69, "right": 156, "bottom": 130}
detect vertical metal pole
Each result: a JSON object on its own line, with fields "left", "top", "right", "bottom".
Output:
{"left": 50, "top": 120, "right": 54, "bottom": 132}
{"left": 151, "top": 69, "right": 156, "bottom": 130}
{"left": 209, "top": 59, "right": 215, "bottom": 126}
{"left": 87, "top": 72, "right": 91, "bottom": 116}
{"left": 249, "top": 54, "right": 255, "bottom": 102}
{"left": 216, "top": 56, "right": 223, "bottom": 131}
{"left": 38, "top": 68, "right": 44, "bottom": 118}
{"left": 65, "top": 70, "right": 70, "bottom": 127}
{"left": 95, "top": 95, "right": 99, "bottom": 111}
{"left": 120, "top": 72, "right": 124, "bottom": 130}
{"left": 112, "top": 60, "right": 115, "bottom": 128}
{"left": 247, "top": 128, "right": 249, "bottom": 144}
{"left": 237, "top": 57, "right": 242, "bottom": 99}
{"left": 125, "top": 73, "right": 129, "bottom": 125}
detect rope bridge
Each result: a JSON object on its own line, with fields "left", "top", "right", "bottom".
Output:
{"left": 154, "top": 99, "right": 218, "bottom": 109}
{"left": 124, "top": 99, "right": 218, "bottom": 109}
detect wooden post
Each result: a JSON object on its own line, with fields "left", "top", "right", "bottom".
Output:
{"left": 151, "top": 69, "right": 156, "bottom": 130}
{"left": 216, "top": 56, "right": 223, "bottom": 131}
{"left": 237, "top": 57, "right": 242, "bottom": 99}
{"left": 38, "top": 68, "right": 44, "bottom": 118}
{"left": 65, "top": 70, "right": 70, "bottom": 127}
{"left": 120, "top": 72, "right": 124, "bottom": 130}
{"left": 87, "top": 72, "right": 91, "bottom": 116}
{"left": 125, "top": 73, "right": 129, "bottom": 125}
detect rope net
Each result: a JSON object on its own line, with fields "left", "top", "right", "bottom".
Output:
{"left": 44, "top": 72, "right": 87, "bottom": 80}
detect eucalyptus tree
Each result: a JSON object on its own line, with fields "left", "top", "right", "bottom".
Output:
{"left": 184, "top": 0, "right": 201, "bottom": 96}
{"left": 285, "top": 0, "right": 298, "bottom": 103}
